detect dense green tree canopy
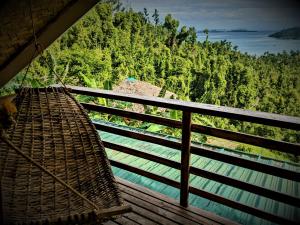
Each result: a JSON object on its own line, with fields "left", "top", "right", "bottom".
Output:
{"left": 1, "top": 2, "right": 299, "bottom": 162}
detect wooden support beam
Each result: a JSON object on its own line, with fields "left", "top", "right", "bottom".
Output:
{"left": 70, "top": 86, "right": 300, "bottom": 130}
{"left": 0, "top": 0, "right": 99, "bottom": 88}
{"left": 180, "top": 111, "right": 192, "bottom": 207}
{"left": 103, "top": 141, "right": 181, "bottom": 170}
{"left": 103, "top": 139, "right": 300, "bottom": 207}
{"left": 82, "top": 102, "right": 299, "bottom": 154}
{"left": 190, "top": 166, "right": 300, "bottom": 207}
{"left": 82, "top": 103, "right": 182, "bottom": 128}
{"left": 111, "top": 156, "right": 297, "bottom": 224}
{"left": 191, "top": 145, "right": 300, "bottom": 181}
{"left": 96, "top": 205, "right": 132, "bottom": 219}
{"left": 189, "top": 187, "right": 297, "bottom": 225}
{"left": 94, "top": 122, "right": 182, "bottom": 150}
{"left": 94, "top": 121, "right": 299, "bottom": 181}
{"left": 109, "top": 160, "right": 180, "bottom": 189}
{"left": 0, "top": 185, "right": 3, "bottom": 225}
{"left": 192, "top": 124, "right": 300, "bottom": 155}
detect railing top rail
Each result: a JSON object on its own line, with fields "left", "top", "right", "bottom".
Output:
{"left": 69, "top": 86, "right": 300, "bottom": 130}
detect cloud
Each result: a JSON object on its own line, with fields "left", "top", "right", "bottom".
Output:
{"left": 122, "top": 0, "right": 300, "bottom": 30}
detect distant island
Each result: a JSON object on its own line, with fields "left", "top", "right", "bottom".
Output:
{"left": 229, "top": 29, "right": 257, "bottom": 32}
{"left": 269, "top": 27, "right": 300, "bottom": 40}
{"left": 197, "top": 29, "right": 257, "bottom": 33}
{"left": 208, "top": 29, "right": 226, "bottom": 33}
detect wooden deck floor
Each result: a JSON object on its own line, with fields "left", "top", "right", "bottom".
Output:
{"left": 104, "top": 178, "right": 238, "bottom": 225}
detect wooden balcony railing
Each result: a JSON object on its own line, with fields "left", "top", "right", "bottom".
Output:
{"left": 69, "top": 85, "right": 300, "bottom": 225}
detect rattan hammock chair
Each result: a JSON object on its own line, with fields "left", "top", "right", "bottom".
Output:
{"left": 0, "top": 87, "right": 131, "bottom": 225}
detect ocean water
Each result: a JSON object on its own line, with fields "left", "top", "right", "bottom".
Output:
{"left": 197, "top": 31, "right": 300, "bottom": 55}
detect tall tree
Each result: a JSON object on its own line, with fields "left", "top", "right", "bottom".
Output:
{"left": 143, "top": 8, "right": 149, "bottom": 23}
{"left": 152, "top": 9, "right": 159, "bottom": 26}
{"left": 163, "top": 14, "right": 179, "bottom": 47}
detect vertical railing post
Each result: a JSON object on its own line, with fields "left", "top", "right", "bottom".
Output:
{"left": 180, "top": 111, "right": 192, "bottom": 207}
{"left": 0, "top": 184, "right": 3, "bottom": 224}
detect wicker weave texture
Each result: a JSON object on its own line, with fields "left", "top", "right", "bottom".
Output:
{"left": 0, "top": 87, "right": 123, "bottom": 224}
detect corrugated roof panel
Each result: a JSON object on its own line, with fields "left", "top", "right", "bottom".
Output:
{"left": 192, "top": 156, "right": 212, "bottom": 168}
{"left": 99, "top": 128, "right": 299, "bottom": 225}
{"left": 190, "top": 176, "right": 210, "bottom": 191}
{"left": 189, "top": 193, "right": 211, "bottom": 209}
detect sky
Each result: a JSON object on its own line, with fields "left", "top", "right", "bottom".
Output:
{"left": 121, "top": 0, "right": 300, "bottom": 31}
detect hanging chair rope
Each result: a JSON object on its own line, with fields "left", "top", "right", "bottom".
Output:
{"left": 19, "top": 0, "right": 38, "bottom": 88}
{"left": 1, "top": 0, "right": 101, "bottom": 214}
{"left": 0, "top": 1, "right": 134, "bottom": 222}
{"left": 19, "top": 48, "right": 37, "bottom": 88}
{"left": 20, "top": 0, "right": 68, "bottom": 90}
{"left": 0, "top": 0, "right": 102, "bottom": 213}
{"left": 0, "top": 130, "right": 100, "bottom": 212}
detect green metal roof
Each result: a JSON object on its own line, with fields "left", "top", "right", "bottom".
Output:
{"left": 97, "top": 123, "right": 300, "bottom": 225}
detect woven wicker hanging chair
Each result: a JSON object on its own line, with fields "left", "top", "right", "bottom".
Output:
{"left": 0, "top": 87, "right": 131, "bottom": 225}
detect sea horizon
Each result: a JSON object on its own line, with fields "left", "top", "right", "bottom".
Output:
{"left": 196, "top": 30, "right": 300, "bottom": 55}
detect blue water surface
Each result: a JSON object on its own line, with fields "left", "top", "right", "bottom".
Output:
{"left": 197, "top": 31, "right": 300, "bottom": 55}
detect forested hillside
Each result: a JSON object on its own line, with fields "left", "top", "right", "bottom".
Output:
{"left": 2, "top": 2, "right": 299, "bottom": 162}
{"left": 269, "top": 27, "right": 300, "bottom": 40}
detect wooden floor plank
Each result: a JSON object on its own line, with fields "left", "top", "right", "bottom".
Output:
{"left": 103, "top": 220, "right": 119, "bottom": 225}
{"left": 104, "top": 178, "right": 238, "bottom": 225}
{"left": 118, "top": 181, "right": 216, "bottom": 225}
{"left": 114, "top": 215, "right": 141, "bottom": 225}
{"left": 116, "top": 177, "right": 238, "bottom": 225}
{"left": 119, "top": 185, "right": 203, "bottom": 225}
{"left": 123, "top": 194, "right": 178, "bottom": 225}
{"left": 122, "top": 191, "right": 197, "bottom": 225}
{"left": 123, "top": 212, "right": 158, "bottom": 225}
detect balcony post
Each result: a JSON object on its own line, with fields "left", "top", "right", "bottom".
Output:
{"left": 0, "top": 184, "right": 3, "bottom": 224}
{"left": 180, "top": 111, "right": 192, "bottom": 207}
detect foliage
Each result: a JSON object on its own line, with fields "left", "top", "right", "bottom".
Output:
{"left": 1, "top": 2, "right": 299, "bottom": 162}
